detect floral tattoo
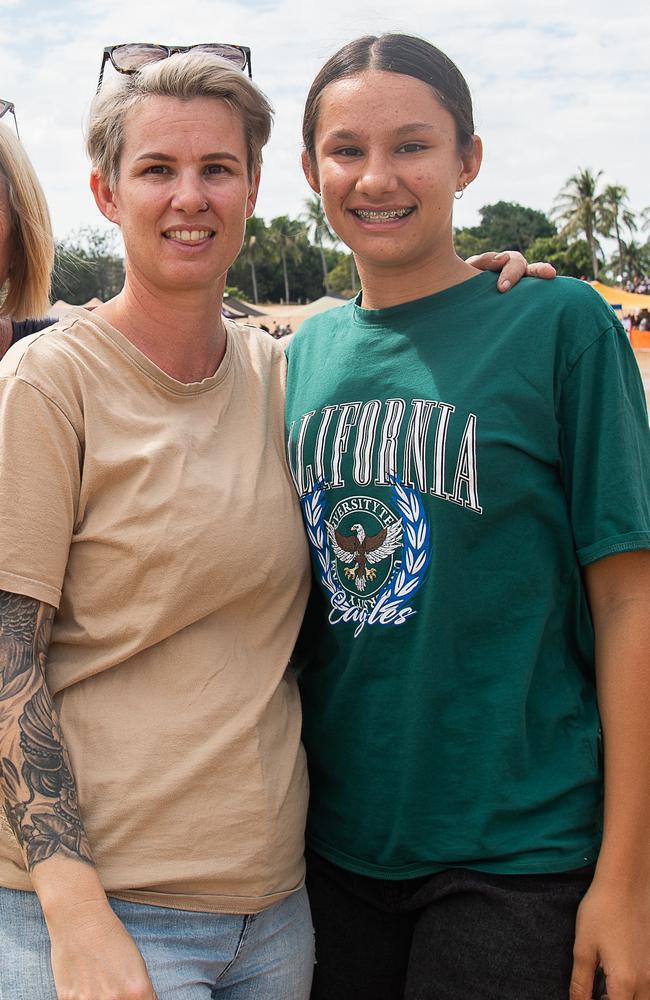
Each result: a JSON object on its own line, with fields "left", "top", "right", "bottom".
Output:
{"left": 0, "top": 591, "right": 93, "bottom": 870}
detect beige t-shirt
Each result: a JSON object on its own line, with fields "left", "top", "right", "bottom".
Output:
{"left": 0, "top": 311, "right": 311, "bottom": 913}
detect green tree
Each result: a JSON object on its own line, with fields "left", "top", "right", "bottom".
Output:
{"left": 241, "top": 215, "right": 270, "bottom": 305}
{"left": 229, "top": 214, "right": 353, "bottom": 304}
{"left": 268, "top": 216, "right": 308, "bottom": 304}
{"left": 609, "top": 240, "right": 650, "bottom": 281}
{"left": 302, "top": 195, "right": 336, "bottom": 294}
{"left": 453, "top": 229, "right": 492, "bottom": 259}
{"left": 349, "top": 254, "right": 358, "bottom": 295}
{"left": 52, "top": 226, "right": 124, "bottom": 304}
{"left": 463, "top": 201, "right": 555, "bottom": 254}
{"left": 525, "top": 235, "right": 593, "bottom": 278}
{"left": 454, "top": 226, "right": 496, "bottom": 260}
{"left": 552, "top": 168, "right": 605, "bottom": 279}
{"left": 327, "top": 253, "right": 359, "bottom": 298}
{"left": 224, "top": 284, "right": 249, "bottom": 301}
{"left": 600, "top": 184, "right": 637, "bottom": 277}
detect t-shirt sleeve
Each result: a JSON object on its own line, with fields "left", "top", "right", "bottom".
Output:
{"left": 0, "top": 376, "right": 81, "bottom": 606}
{"left": 559, "top": 323, "right": 650, "bottom": 565}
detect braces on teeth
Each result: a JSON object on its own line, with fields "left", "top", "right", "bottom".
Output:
{"left": 355, "top": 208, "right": 412, "bottom": 220}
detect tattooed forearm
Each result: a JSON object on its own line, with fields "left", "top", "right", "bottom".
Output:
{"left": 0, "top": 591, "right": 94, "bottom": 871}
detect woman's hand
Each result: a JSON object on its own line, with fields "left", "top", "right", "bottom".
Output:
{"left": 33, "top": 858, "right": 157, "bottom": 1000}
{"left": 467, "top": 250, "right": 556, "bottom": 291}
{"left": 570, "top": 875, "right": 650, "bottom": 1000}
{"left": 47, "top": 898, "right": 158, "bottom": 1000}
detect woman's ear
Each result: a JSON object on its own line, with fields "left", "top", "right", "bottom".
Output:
{"left": 246, "top": 170, "right": 261, "bottom": 219}
{"left": 90, "top": 170, "right": 121, "bottom": 225}
{"left": 458, "top": 135, "right": 483, "bottom": 193}
{"left": 301, "top": 150, "right": 320, "bottom": 195}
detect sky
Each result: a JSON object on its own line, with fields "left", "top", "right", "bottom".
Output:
{"left": 1, "top": 0, "right": 648, "bottom": 244}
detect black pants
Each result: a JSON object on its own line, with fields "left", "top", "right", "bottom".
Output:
{"left": 306, "top": 848, "right": 606, "bottom": 1000}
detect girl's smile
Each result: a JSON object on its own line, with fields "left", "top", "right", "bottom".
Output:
{"left": 303, "top": 69, "right": 482, "bottom": 305}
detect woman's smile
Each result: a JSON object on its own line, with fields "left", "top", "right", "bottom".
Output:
{"left": 162, "top": 228, "right": 216, "bottom": 244}
{"left": 98, "top": 95, "right": 258, "bottom": 295}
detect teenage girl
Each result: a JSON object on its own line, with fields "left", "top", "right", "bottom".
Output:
{"left": 285, "top": 33, "right": 650, "bottom": 1000}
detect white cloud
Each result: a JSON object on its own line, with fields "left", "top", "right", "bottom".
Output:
{"left": 1, "top": 0, "right": 647, "bottom": 240}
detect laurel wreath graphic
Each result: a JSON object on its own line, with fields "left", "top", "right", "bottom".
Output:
{"left": 301, "top": 482, "right": 338, "bottom": 598}
{"left": 380, "top": 477, "right": 431, "bottom": 609}
{"left": 300, "top": 478, "right": 431, "bottom": 634}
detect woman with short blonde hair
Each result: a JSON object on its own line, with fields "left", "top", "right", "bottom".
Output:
{"left": 86, "top": 50, "right": 271, "bottom": 187}
{"left": 0, "top": 51, "right": 313, "bottom": 1000}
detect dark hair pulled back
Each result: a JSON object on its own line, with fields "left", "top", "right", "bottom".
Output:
{"left": 302, "top": 33, "right": 475, "bottom": 161}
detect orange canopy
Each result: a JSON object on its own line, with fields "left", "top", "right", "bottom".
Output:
{"left": 590, "top": 281, "right": 650, "bottom": 314}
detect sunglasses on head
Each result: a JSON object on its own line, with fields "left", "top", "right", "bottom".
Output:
{"left": 97, "top": 42, "right": 252, "bottom": 91}
{"left": 0, "top": 99, "right": 19, "bottom": 138}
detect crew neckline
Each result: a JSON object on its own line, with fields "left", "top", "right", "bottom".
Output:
{"left": 70, "top": 308, "right": 235, "bottom": 396}
{"left": 351, "top": 271, "right": 497, "bottom": 328}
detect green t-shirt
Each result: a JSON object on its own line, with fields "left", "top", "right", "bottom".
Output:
{"left": 285, "top": 272, "right": 650, "bottom": 878}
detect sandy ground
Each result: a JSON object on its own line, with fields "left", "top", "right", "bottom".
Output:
{"left": 242, "top": 302, "right": 326, "bottom": 333}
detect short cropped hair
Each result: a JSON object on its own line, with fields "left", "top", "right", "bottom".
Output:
{"left": 86, "top": 53, "right": 273, "bottom": 187}
{"left": 0, "top": 123, "right": 54, "bottom": 321}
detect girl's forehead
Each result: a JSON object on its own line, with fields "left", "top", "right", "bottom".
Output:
{"left": 322, "top": 69, "right": 432, "bottom": 97}
{"left": 315, "top": 71, "right": 451, "bottom": 135}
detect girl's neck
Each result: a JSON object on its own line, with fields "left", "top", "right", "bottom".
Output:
{"left": 94, "top": 269, "right": 227, "bottom": 384}
{"left": 356, "top": 252, "right": 479, "bottom": 311}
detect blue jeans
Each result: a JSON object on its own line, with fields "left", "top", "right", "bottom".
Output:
{"left": 0, "top": 885, "right": 314, "bottom": 999}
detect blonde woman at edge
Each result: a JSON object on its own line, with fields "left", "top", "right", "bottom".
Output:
{"left": 0, "top": 118, "right": 55, "bottom": 357}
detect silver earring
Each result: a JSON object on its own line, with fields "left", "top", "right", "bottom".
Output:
{"left": 454, "top": 184, "right": 466, "bottom": 201}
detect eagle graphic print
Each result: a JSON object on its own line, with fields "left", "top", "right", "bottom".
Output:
{"left": 301, "top": 479, "right": 431, "bottom": 638}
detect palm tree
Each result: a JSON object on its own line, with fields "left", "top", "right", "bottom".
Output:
{"left": 302, "top": 195, "right": 336, "bottom": 294}
{"left": 269, "top": 216, "right": 307, "bottom": 304}
{"left": 600, "top": 185, "right": 637, "bottom": 278}
{"left": 242, "top": 216, "right": 267, "bottom": 305}
{"left": 612, "top": 240, "right": 650, "bottom": 281}
{"left": 552, "top": 168, "right": 605, "bottom": 279}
